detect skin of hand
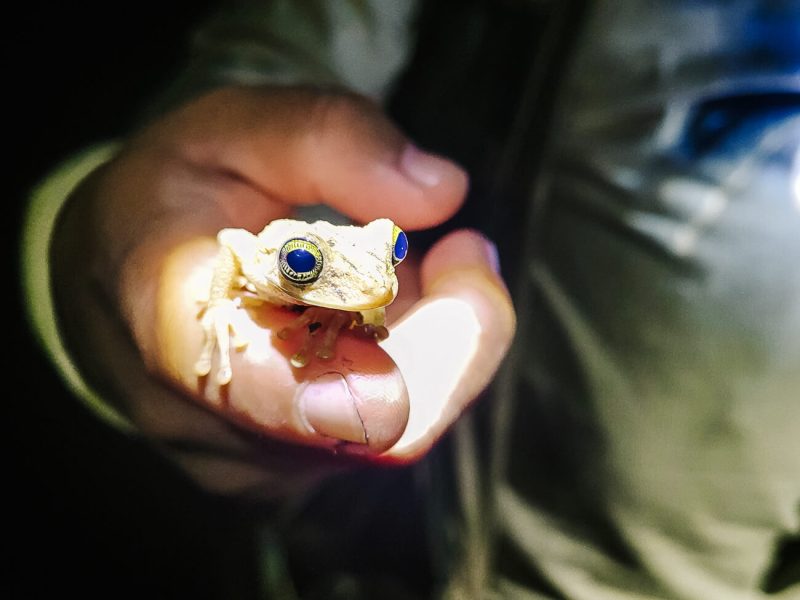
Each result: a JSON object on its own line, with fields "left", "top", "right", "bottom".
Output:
{"left": 51, "top": 85, "right": 516, "bottom": 493}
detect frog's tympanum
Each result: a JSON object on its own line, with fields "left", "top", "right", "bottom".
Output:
{"left": 195, "top": 218, "right": 408, "bottom": 384}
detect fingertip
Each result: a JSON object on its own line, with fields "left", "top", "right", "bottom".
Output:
{"left": 423, "top": 230, "right": 516, "bottom": 349}
{"left": 380, "top": 229, "right": 516, "bottom": 461}
{"left": 421, "top": 229, "right": 504, "bottom": 291}
{"left": 296, "top": 91, "right": 468, "bottom": 229}
{"left": 394, "top": 145, "right": 469, "bottom": 229}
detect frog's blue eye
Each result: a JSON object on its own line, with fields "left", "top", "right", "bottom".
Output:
{"left": 279, "top": 238, "right": 323, "bottom": 284}
{"left": 392, "top": 225, "right": 408, "bottom": 265}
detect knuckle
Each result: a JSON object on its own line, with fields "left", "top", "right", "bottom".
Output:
{"left": 305, "top": 90, "right": 377, "bottom": 144}
{"left": 313, "top": 90, "right": 373, "bottom": 127}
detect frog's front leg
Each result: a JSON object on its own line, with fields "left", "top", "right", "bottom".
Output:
{"left": 195, "top": 243, "right": 247, "bottom": 385}
{"left": 276, "top": 306, "right": 389, "bottom": 368}
{"left": 277, "top": 307, "right": 352, "bottom": 368}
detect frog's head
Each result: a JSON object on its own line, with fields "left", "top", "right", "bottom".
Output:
{"left": 269, "top": 218, "right": 408, "bottom": 311}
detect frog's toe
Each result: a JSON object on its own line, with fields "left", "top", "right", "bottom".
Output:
{"left": 371, "top": 325, "right": 390, "bottom": 341}
{"left": 196, "top": 299, "right": 242, "bottom": 384}
{"left": 230, "top": 327, "right": 249, "bottom": 350}
{"left": 290, "top": 351, "right": 310, "bottom": 368}
{"left": 315, "top": 347, "right": 335, "bottom": 360}
{"left": 194, "top": 356, "right": 212, "bottom": 377}
{"left": 216, "top": 365, "right": 233, "bottom": 386}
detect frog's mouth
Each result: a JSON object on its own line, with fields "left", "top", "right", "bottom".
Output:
{"left": 288, "top": 283, "right": 397, "bottom": 312}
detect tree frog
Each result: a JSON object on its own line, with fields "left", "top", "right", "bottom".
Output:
{"left": 195, "top": 218, "right": 409, "bottom": 384}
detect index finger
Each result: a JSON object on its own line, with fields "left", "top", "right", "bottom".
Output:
{"left": 146, "top": 86, "right": 469, "bottom": 230}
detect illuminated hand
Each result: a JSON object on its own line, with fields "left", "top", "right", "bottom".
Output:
{"left": 52, "top": 86, "right": 515, "bottom": 492}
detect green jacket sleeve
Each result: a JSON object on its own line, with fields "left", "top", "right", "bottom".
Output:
{"left": 21, "top": 143, "right": 131, "bottom": 431}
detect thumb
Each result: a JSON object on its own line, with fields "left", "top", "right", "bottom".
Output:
{"left": 153, "top": 238, "right": 410, "bottom": 455}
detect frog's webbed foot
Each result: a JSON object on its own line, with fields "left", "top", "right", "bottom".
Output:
{"left": 277, "top": 308, "right": 353, "bottom": 368}
{"left": 351, "top": 315, "right": 390, "bottom": 342}
{"left": 195, "top": 298, "right": 248, "bottom": 385}
{"left": 278, "top": 307, "right": 390, "bottom": 368}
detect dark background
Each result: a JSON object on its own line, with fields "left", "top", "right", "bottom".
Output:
{"left": 7, "top": 4, "right": 265, "bottom": 598}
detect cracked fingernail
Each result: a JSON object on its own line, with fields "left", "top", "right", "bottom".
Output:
{"left": 297, "top": 373, "right": 367, "bottom": 444}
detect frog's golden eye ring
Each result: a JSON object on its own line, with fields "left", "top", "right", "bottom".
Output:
{"left": 392, "top": 225, "right": 408, "bottom": 265}
{"left": 279, "top": 238, "right": 323, "bottom": 285}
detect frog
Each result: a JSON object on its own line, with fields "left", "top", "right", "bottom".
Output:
{"left": 194, "top": 218, "right": 409, "bottom": 384}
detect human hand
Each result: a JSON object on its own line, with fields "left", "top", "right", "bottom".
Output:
{"left": 52, "top": 86, "right": 515, "bottom": 492}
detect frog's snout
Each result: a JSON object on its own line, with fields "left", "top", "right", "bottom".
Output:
{"left": 367, "top": 283, "right": 397, "bottom": 307}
